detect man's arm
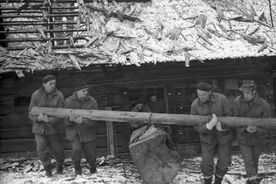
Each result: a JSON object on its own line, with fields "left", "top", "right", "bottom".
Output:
{"left": 191, "top": 101, "right": 213, "bottom": 134}
{"left": 48, "top": 93, "right": 65, "bottom": 125}
{"left": 254, "top": 102, "right": 271, "bottom": 135}
{"left": 83, "top": 99, "right": 98, "bottom": 126}
{"left": 222, "top": 96, "right": 232, "bottom": 116}
{"left": 28, "top": 92, "right": 38, "bottom": 122}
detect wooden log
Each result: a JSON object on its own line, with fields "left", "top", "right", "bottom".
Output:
{"left": 30, "top": 107, "right": 276, "bottom": 128}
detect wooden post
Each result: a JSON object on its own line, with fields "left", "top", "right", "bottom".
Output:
{"left": 105, "top": 107, "right": 115, "bottom": 157}
{"left": 30, "top": 106, "right": 276, "bottom": 128}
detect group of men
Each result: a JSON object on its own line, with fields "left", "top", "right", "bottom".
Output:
{"left": 28, "top": 75, "right": 271, "bottom": 184}
{"left": 28, "top": 75, "right": 98, "bottom": 177}
{"left": 191, "top": 81, "right": 271, "bottom": 184}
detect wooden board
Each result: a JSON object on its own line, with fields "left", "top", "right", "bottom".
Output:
{"left": 0, "top": 133, "right": 128, "bottom": 153}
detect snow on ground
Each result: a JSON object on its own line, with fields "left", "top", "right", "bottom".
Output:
{"left": 0, "top": 153, "right": 275, "bottom": 184}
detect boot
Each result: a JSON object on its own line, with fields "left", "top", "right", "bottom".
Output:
{"left": 90, "top": 167, "right": 97, "bottom": 174}
{"left": 204, "top": 177, "right": 212, "bottom": 184}
{"left": 44, "top": 164, "right": 52, "bottom": 177}
{"left": 214, "top": 176, "right": 223, "bottom": 184}
{"left": 56, "top": 163, "right": 63, "bottom": 174}
{"left": 74, "top": 165, "right": 82, "bottom": 176}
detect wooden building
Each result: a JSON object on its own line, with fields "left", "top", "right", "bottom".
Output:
{"left": 0, "top": 0, "right": 276, "bottom": 156}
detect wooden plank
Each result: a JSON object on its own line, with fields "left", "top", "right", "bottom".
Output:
{"left": 105, "top": 107, "right": 115, "bottom": 156}
{"left": 0, "top": 134, "right": 128, "bottom": 153}
{"left": 0, "top": 126, "right": 33, "bottom": 139}
{"left": 0, "top": 61, "right": 271, "bottom": 97}
{"left": 0, "top": 125, "right": 117, "bottom": 139}
{"left": 0, "top": 113, "right": 31, "bottom": 128}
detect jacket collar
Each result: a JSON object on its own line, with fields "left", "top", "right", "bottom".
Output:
{"left": 39, "top": 87, "right": 58, "bottom": 98}
{"left": 241, "top": 94, "right": 262, "bottom": 105}
{"left": 197, "top": 92, "right": 216, "bottom": 106}
{"left": 72, "top": 92, "right": 90, "bottom": 102}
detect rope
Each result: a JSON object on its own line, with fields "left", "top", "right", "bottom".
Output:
{"left": 129, "top": 124, "right": 152, "bottom": 145}
{"left": 148, "top": 112, "right": 154, "bottom": 124}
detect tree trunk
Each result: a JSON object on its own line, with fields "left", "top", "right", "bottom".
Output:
{"left": 30, "top": 106, "right": 276, "bottom": 128}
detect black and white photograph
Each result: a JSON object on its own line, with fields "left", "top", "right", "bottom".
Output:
{"left": 0, "top": 0, "right": 276, "bottom": 183}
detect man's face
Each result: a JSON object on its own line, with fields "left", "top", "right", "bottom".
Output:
{"left": 243, "top": 89, "right": 255, "bottom": 101}
{"left": 77, "top": 88, "right": 89, "bottom": 99}
{"left": 197, "top": 89, "right": 211, "bottom": 103}
{"left": 150, "top": 96, "right": 157, "bottom": 102}
{"left": 43, "top": 80, "right": 56, "bottom": 93}
{"left": 136, "top": 103, "right": 144, "bottom": 111}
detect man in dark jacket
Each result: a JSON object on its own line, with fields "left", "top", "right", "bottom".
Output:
{"left": 28, "top": 75, "right": 65, "bottom": 177}
{"left": 64, "top": 80, "right": 98, "bottom": 176}
{"left": 233, "top": 80, "right": 271, "bottom": 184}
{"left": 147, "top": 94, "right": 166, "bottom": 113}
{"left": 191, "top": 82, "right": 233, "bottom": 184}
{"left": 130, "top": 98, "right": 151, "bottom": 131}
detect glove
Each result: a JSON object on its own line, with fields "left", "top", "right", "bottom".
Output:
{"left": 206, "top": 114, "right": 218, "bottom": 130}
{"left": 246, "top": 124, "right": 257, "bottom": 134}
{"left": 69, "top": 114, "right": 83, "bottom": 124}
{"left": 216, "top": 121, "right": 226, "bottom": 131}
{"left": 37, "top": 113, "right": 49, "bottom": 123}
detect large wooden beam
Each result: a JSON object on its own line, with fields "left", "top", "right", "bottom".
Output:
{"left": 30, "top": 106, "right": 276, "bottom": 128}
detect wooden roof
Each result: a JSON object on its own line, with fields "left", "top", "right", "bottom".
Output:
{"left": 1, "top": 0, "right": 276, "bottom": 75}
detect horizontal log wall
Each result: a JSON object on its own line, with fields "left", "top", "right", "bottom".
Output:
{"left": 0, "top": 56, "right": 275, "bottom": 155}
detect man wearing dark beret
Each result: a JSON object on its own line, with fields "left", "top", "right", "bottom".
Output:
{"left": 190, "top": 82, "right": 233, "bottom": 184}
{"left": 28, "top": 75, "right": 65, "bottom": 177}
{"left": 233, "top": 80, "right": 271, "bottom": 184}
{"left": 64, "top": 80, "right": 98, "bottom": 176}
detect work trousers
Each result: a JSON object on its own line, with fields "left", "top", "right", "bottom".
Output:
{"left": 35, "top": 134, "right": 65, "bottom": 167}
{"left": 71, "top": 139, "right": 96, "bottom": 169}
{"left": 240, "top": 144, "right": 262, "bottom": 178}
{"left": 201, "top": 141, "right": 232, "bottom": 178}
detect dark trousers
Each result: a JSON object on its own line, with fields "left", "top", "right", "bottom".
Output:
{"left": 35, "top": 134, "right": 65, "bottom": 167}
{"left": 71, "top": 139, "right": 96, "bottom": 169}
{"left": 201, "top": 141, "right": 232, "bottom": 178}
{"left": 240, "top": 144, "right": 262, "bottom": 178}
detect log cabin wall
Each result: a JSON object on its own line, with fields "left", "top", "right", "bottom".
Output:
{"left": 0, "top": 56, "right": 275, "bottom": 156}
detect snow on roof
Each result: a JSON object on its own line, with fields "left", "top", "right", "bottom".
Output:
{"left": 1, "top": 0, "right": 276, "bottom": 75}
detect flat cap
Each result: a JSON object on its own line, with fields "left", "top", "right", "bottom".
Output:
{"left": 42, "top": 75, "right": 56, "bottom": 83}
{"left": 196, "top": 82, "right": 212, "bottom": 92}
{"left": 239, "top": 80, "right": 257, "bottom": 91}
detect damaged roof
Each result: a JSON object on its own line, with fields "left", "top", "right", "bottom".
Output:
{"left": 1, "top": 0, "right": 276, "bottom": 76}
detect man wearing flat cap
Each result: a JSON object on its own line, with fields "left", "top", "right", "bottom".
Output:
{"left": 191, "top": 82, "right": 233, "bottom": 184}
{"left": 64, "top": 80, "right": 98, "bottom": 176}
{"left": 233, "top": 80, "right": 271, "bottom": 184}
{"left": 28, "top": 75, "right": 65, "bottom": 177}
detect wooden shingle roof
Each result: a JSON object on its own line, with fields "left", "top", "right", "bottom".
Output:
{"left": 1, "top": 0, "right": 276, "bottom": 75}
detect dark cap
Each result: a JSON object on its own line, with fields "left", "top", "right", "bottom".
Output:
{"left": 74, "top": 80, "right": 89, "bottom": 91}
{"left": 239, "top": 80, "right": 257, "bottom": 91}
{"left": 42, "top": 75, "right": 56, "bottom": 84}
{"left": 196, "top": 82, "right": 212, "bottom": 92}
